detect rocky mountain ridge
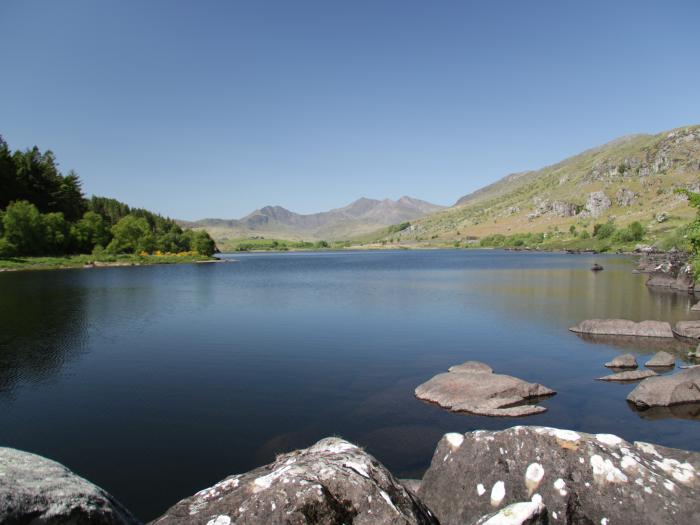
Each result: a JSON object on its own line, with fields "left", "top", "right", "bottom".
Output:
{"left": 181, "top": 196, "right": 444, "bottom": 242}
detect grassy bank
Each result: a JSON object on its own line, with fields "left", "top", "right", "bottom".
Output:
{"left": 0, "top": 252, "right": 217, "bottom": 272}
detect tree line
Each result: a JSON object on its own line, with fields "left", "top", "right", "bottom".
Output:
{"left": 0, "top": 135, "right": 216, "bottom": 258}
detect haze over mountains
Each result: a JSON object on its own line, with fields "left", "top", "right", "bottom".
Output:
{"left": 181, "top": 196, "right": 444, "bottom": 242}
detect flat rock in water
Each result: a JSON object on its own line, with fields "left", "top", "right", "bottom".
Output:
{"left": 598, "top": 370, "right": 657, "bottom": 382}
{"left": 418, "top": 426, "right": 700, "bottom": 525}
{"left": 414, "top": 361, "right": 555, "bottom": 417}
{"left": 570, "top": 319, "right": 674, "bottom": 338}
{"left": 604, "top": 353, "right": 638, "bottom": 369}
{"left": 627, "top": 366, "right": 700, "bottom": 408}
{"left": 691, "top": 302, "right": 700, "bottom": 311}
{"left": 152, "top": 437, "right": 439, "bottom": 525}
{"left": 645, "top": 351, "right": 676, "bottom": 368}
{"left": 673, "top": 320, "right": 700, "bottom": 340}
{"left": 0, "top": 447, "right": 140, "bottom": 525}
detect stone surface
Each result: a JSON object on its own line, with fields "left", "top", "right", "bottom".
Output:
{"left": 474, "top": 501, "right": 547, "bottom": 525}
{"left": 604, "top": 353, "right": 638, "bottom": 369}
{"left": 151, "top": 437, "right": 439, "bottom": 525}
{"left": 645, "top": 351, "right": 676, "bottom": 368}
{"left": 692, "top": 302, "right": 700, "bottom": 311}
{"left": 569, "top": 319, "right": 674, "bottom": 338}
{"left": 616, "top": 188, "right": 637, "bottom": 207}
{"left": 418, "top": 426, "right": 700, "bottom": 525}
{"left": 414, "top": 362, "right": 555, "bottom": 417}
{"left": 598, "top": 370, "right": 657, "bottom": 382}
{"left": 0, "top": 447, "right": 140, "bottom": 525}
{"left": 627, "top": 366, "right": 700, "bottom": 409}
{"left": 673, "top": 320, "right": 700, "bottom": 340}
{"left": 584, "top": 191, "right": 611, "bottom": 218}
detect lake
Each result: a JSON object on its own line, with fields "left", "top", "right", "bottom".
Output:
{"left": 1, "top": 249, "right": 699, "bottom": 520}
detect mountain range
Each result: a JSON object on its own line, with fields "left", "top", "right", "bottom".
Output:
{"left": 180, "top": 196, "right": 444, "bottom": 243}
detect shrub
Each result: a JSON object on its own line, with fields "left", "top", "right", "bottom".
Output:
{"left": 593, "top": 222, "right": 616, "bottom": 239}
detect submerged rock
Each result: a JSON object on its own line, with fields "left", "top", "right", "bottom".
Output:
{"left": 0, "top": 447, "right": 140, "bottom": 525}
{"left": 598, "top": 370, "right": 657, "bottom": 382}
{"left": 673, "top": 320, "right": 700, "bottom": 340}
{"left": 418, "top": 426, "right": 700, "bottom": 525}
{"left": 152, "top": 437, "right": 438, "bottom": 525}
{"left": 414, "top": 361, "right": 555, "bottom": 417}
{"left": 627, "top": 366, "right": 700, "bottom": 409}
{"left": 645, "top": 351, "right": 676, "bottom": 368}
{"left": 570, "top": 319, "right": 674, "bottom": 338}
{"left": 590, "top": 263, "right": 604, "bottom": 272}
{"left": 604, "top": 353, "right": 638, "bottom": 369}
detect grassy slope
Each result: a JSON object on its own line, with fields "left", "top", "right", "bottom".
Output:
{"left": 371, "top": 125, "right": 700, "bottom": 248}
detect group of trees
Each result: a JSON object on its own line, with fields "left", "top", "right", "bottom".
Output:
{"left": 0, "top": 136, "right": 216, "bottom": 258}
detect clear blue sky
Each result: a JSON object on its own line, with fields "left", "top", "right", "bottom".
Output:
{"left": 1, "top": 1, "right": 699, "bottom": 220}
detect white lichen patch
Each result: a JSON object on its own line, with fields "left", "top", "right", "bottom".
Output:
{"left": 445, "top": 432, "right": 464, "bottom": 450}
{"left": 531, "top": 493, "right": 542, "bottom": 505}
{"left": 206, "top": 516, "right": 231, "bottom": 525}
{"left": 490, "top": 481, "right": 506, "bottom": 506}
{"left": 477, "top": 483, "right": 486, "bottom": 496}
{"left": 596, "top": 434, "right": 623, "bottom": 447}
{"left": 663, "top": 479, "right": 676, "bottom": 492}
{"left": 621, "top": 455, "right": 639, "bottom": 471}
{"left": 601, "top": 518, "right": 609, "bottom": 525}
{"left": 635, "top": 441, "right": 662, "bottom": 458}
{"left": 653, "top": 458, "right": 695, "bottom": 484}
{"left": 526, "top": 463, "right": 545, "bottom": 483}
{"left": 319, "top": 440, "right": 357, "bottom": 454}
{"left": 553, "top": 478, "right": 567, "bottom": 496}
{"left": 253, "top": 466, "right": 292, "bottom": 491}
{"left": 480, "top": 501, "right": 544, "bottom": 525}
{"left": 590, "top": 454, "right": 628, "bottom": 484}
{"left": 343, "top": 460, "right": 370, "bottom": 479}
{"left": 379, "top": 490, "right": 399, "bottom": 513}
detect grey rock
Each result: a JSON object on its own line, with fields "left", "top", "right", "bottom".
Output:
{"left": 627, "top": 366, "right": 700, "bottom": 408}
{"left": 645, "top": 351, "right": 676, "bottom": 368}
{"left": 604, "top": 353, "right": 638, "bottom": 369}
{"left": 0, "top": 447, "right": 140, "bottom": 525}
{"left": 691, "top": 302, "right": 700, "bottom": 311}
{"left": 585, "top": 191, "right": 611, "bottom": 218}
{"left": 550, "top": 201, "right": 577, "bottom": 217}
{"left": 616, "top": 188, "right": 637, "bottom": 207}
{"left": 598, "top": 370, "right": 657, "bottom": 382}
{"left": 415, "top": 362, "right": 555, "bottom": 417}
{"left": 473, "top": 501, "right": 547, "bottom": 525}
{"left": 418, "top": 426, "right": 700, "bottom": 525}
{"left": 673, "top": 320, "right": 700, "bottom": 340}
{"left": 570, "top": 319, "right": 674, "bottom": 338}
{"left": 151, "top": 437, "right": 438, "bottom": 525}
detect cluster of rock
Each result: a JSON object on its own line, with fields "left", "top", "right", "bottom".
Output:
{"left": 5, "top": 427, "right": 698, "bottom": 525}
{"left": 414, "top": 361, "right": 555, "bottom": 417}
{"left": 597, "top": 351, "right": 675, "bottom": 382}
{"left": 636, "top": 249, "right": 698, "bottom": 292}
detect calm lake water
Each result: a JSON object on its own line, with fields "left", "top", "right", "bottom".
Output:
{"left": 1, "top": 250, "right": 699, "bottom": 520}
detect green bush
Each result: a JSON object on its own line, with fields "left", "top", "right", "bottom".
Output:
{"left": 593, "top": 222, "right": 616, "bottom": 239}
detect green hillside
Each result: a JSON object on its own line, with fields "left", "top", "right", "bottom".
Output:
{"left": 376, "top": 125, "right": 700, "bottom": 249}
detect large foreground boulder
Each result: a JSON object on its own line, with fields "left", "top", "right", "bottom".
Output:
{"left": 152, "top": 437, "right": 439, "bottom": 525}
{"left": 570, "top": 319, "right": 674, "bottom": 338}
{"left": 474, "top": 501, "right": 547, "bottom": 525}
{"left": 0, "top": 447, "right": 140, "bottom": 525}
{"left": 414, "top": 361, "right": 555, "bottom": 417}
{"left": 418, "top": 427, "right": 700, "bottom": 525}
{"left": 627, "top": 366, "right": 700, "bottom": 409}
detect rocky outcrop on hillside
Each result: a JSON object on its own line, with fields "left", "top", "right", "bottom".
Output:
{"left": 583, "top": 190, "right": 612, "bottom": 218}
{"left": 0, "top": 447, "right": 140, "bottom": 525}
{"left": 418, "top": 427, "right": 700, "bottom": 525}
{"left": 3, "top": 428, "right": 700, "bottom": 525}
{"left": 616, "top": 187, "right": 638, "bottom": 206}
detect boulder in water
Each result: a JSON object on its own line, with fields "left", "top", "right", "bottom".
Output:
{"left": 570, "top": 319, "right": 674, "bottom": 338}
{"left": 645, "top": 351, "right": 676, "bottom": 368}
{"left": 627, "top": 366, "right": 700, "bottom": 409}
{"left": 414, "top": 361, "right": 555, "bottom": 417}
{"left": 598, "top": 370, "right": 657, "bottom": 382}
{"left": 604, "top": 353, "right": 638, "bottom": 369}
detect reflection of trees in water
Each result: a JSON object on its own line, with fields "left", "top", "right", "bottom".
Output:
{"left": 0, "top": 273, "right": 88, "bottom": 395}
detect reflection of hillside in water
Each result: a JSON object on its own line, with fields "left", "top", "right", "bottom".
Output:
{"left": 627, "top": 401, "right": 700, "bottom": 421}
{"left": 464, "top": 259, "right": 697, "bottom": 330}
{"left": 0, "top": 273, "right": 89, "bottom": 395}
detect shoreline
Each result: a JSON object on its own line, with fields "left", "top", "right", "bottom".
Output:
{"left": 0, "top": 254, "right": 226, "bottom": 273}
